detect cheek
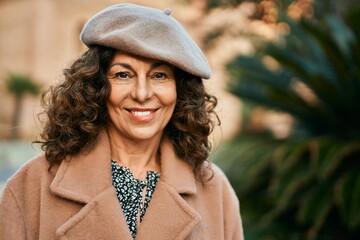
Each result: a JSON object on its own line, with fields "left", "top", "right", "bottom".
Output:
{"left": 165, "top": 91, "right": 177, "bottom": 107}
{"left": 107, "top": 86, "right": 126, "bottom": 106}
{"left": 160, "top": 83, "right": 177, "bottom": 107}
{"left": 107, "top": 86, "right": 116, "bottom": 105}
{"left": 107, "top": 95, "right": 117, "bottom": 107}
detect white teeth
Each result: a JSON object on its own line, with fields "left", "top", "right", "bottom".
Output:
{"left": 132, "top": 111, "right": 152, "bottom": 117}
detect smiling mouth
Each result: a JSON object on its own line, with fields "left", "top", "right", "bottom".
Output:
{"left": 131, "top": 110, "right": 153, "bottom": 117}
{"left": 126, "top": 108, "right": 158, "bottom": 121}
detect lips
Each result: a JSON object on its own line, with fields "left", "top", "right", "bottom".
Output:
{"left": 126, "top": 108, "right": 158, "bottom": 122}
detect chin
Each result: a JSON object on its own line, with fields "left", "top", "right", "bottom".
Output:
{"left": 127, "top": 128, "right": 164, "bottom": 141}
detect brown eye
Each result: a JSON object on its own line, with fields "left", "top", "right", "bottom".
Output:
{"left": 153, "top": 72, "right": 167, "bottom": 79}
{"left": 115, "top": 72, "right": 131, "bottom": 79}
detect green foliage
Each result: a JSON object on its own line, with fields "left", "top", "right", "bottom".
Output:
{"left": 216, "top": 2, "right": 360, "bottom": 239}
{"left": 5, "top": 73, "right": 40, "bottom": 139}
{"left": 227, "top": 14, "right": 360, "bottom": 138}
{"left": 6, "top": 73, "right": 40, "bottom": 97}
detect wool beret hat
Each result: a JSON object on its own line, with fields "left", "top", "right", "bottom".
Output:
{"left": 80, "top": 4, "right": 211, "bottom": 79}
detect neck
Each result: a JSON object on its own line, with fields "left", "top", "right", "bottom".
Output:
{"left": 107, "top": 127, "right": 162, "bottom": 180}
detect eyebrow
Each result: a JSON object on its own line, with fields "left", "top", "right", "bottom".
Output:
{"left": 109, "top": 63, "right": 133, "bottom": 71}
{"left": 109, "top": 61, "right": 173, "bottom": 71}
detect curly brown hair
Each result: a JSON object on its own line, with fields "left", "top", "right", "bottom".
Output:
{"left": 35, "top": 46, "right": 219, "bottom": 181}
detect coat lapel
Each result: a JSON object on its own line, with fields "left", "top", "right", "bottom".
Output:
{"left": 136, "top": 181, "right": 201, "bottom": 240}
{"left": 55, "top": 187, "right": 132, "bottom": 239}
{"left": 50, "top": 131, "right": 113, "bottom": 204}
{"left": 50, "top": 131, "right": 133, "bottom": 239}
{"left": 136, "top": 137, "right": 201, "bottom": 239}
{"left": 159, "top": 137, "right": 197, "bottom": 195}
{"left": 49, "top": 131, "right": 200, "bottom": 239}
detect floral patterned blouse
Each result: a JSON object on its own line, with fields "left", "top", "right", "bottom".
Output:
{"left": 111, "top": 160, "right": 160, "bottom": 239}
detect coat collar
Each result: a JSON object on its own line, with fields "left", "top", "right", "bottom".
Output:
{"left": 158, "top": 135, "right": 197, "bottom": 195}
{"left": 50, "top": 130, "right": 113, "bottom": 204}
{"left": 50, "top": 130, "right": 197, "bottom": 203}
{"left": 50, "top": 130, "right": 201, "bottom": 239}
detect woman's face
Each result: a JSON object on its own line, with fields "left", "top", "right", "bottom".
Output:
{"left": 106, "top": 51, "right": 177, "bottom": 142}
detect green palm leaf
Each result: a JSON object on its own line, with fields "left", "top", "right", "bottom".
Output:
{"left": 217, "top": 0, "right": 360, "bottom": 238}
{"left": 296, "top": 182, "right": 333, "bottom": 239}
{"left": 335, "top": 171, "right": 360, "bottom": 229}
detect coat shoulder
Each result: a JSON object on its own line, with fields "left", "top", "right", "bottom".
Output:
{"left": 193, "top": 162, "right": 243, "bottom": 239}
{"left": 207, "top": 162, "right": 235, "bottom": 189}
{"left": 209, "top": 162, "right": 228, "bottom": 180}
{"left": 201, "top": 162, "right": 239, "bottom": 204}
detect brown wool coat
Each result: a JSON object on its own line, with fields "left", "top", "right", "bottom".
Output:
{"left": 0, "top": 131, "right": 243, "bottom": 239}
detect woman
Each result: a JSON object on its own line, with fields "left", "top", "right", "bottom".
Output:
{"left": 0, "top": 4, "right": 243, "bottom": 239}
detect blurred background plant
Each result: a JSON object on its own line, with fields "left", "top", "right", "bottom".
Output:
{"left": 5, "top": 74, "right": 40, "bottom": 139}
{"left": 212, "top": 0, "right": 360, "bottom": 239}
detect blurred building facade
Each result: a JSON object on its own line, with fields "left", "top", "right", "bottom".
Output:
{"left": 0, "top": 0, "right": 268, "bottom": 142}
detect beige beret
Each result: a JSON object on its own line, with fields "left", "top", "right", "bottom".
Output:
{"left": 80, "top": 4, "right": 211, "bottom": 79}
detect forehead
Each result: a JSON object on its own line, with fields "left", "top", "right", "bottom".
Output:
{"left": 110, "top": 51, "right": 173, "bottom": 69}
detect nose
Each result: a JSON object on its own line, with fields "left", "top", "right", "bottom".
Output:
{"left": 131, "top": 76, "right": 153, "bottom": 102}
